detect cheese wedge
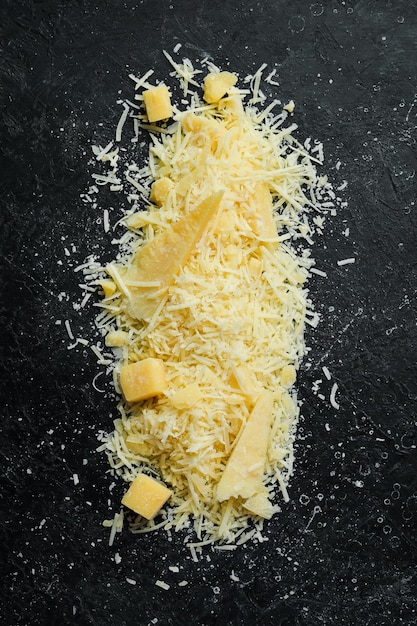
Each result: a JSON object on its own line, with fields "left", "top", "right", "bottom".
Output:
{"left": 125, "top": 191, "right": 224, "bottom": 320}
{"left": 243, "top": 490, "right": 275, "bottom": 519}
{"left": 216, "top": 390, "right": 274, "bottom": 502}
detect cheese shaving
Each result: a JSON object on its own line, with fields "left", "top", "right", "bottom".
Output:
{"left": 85, "top": 52, "right": 339, "bottom": 546}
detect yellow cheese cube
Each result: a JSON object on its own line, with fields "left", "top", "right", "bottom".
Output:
{"left": 119, "top": 358, "right": 167, "bottom": 403}
{"left": 98, "top": 279, "right": 116, "bottom": 299}
{"left": 216, "top": 390, "right": 274, "bottom": 502}
{"left": 150, "top": 177, "right": 174, "bottom": 206}
{"left": 121, "top": 473, "right": 172, "bottom": 519}
{"left": 105, "top": 330, "right": 129, "bottom": 348}
{"left": 203, "top": 71, "right": 238, "bottom": 104}
{"left": 143, "top": 85, "right": 173, "bottom": 123}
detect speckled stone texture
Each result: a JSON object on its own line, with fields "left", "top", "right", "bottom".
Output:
{"left": 1, "top": 1, "right": 416, "bottom": 624}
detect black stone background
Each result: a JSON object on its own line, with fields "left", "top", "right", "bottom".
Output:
{"left": 1, "top": 1, "right": 416, "bottom": 625}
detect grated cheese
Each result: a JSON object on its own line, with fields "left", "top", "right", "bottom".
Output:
{"left": 84, "top": 52, "right": 340, "bottom": 546}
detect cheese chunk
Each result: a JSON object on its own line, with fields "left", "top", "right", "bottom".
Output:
{"left": 170, "top": 384, "right": 203, "bottom": 409}
{"left": 143, "top": 85, "right": 173, "bottom": 123}
{"left": 243, "top": 490, "right": 274, "bottom": 519}
{"left": 280, "top": 364, "right": 296, "bottom": 387}
{"left": 203, "top": 71, "right": 238, "bottom": 104}
{"left": 98, "top": 279, "right": 116, "bottom": 299}
{"left": 216, "top": 390, "right": 274, "bottom": 502}
{"left": 126, "top": 191, "right": 224, "bottom": 320}
{"left": 150, "top": 177, "right": 174, "bottom": 206}
{"left": 119, "top": 358, "right": 167, "bottom": 403}
{"left": 122, "top": 473, "right": 172, "bottom": 519}
{"left": 105, "top": 330, "right": 129, "bottom": 347}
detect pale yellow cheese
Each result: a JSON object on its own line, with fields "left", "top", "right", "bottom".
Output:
{"left": 125, "top": 191, "right": 224, "bottom": 319}
{"left": 105, "top": 330, "right": 129, "bottom": 347}
{"left": 94, "top": 60, "right": 319, "bottom": 543}
{"left": 245, "top": 182, "right": 277, "bottom": 248}
{"left": 216, "top": 390, "right": 274, "bottom": 502}
{"left": 228, "top": 364, "right": 259, "bottom": 402}
{"left": 170, "top": 384, "right": 203, "bottom": 409}
{"left": 280, "top": 364, "right": 296, "bottom": 387}
{"left": 203, "top": 71, "right": 238, "bottom": 104}
{"left": 143, "top": 85, "right": 173, "bottom": 122}
{"left": 98, "top": 279, "right": 116, "bottom": 299}
{"left": 119, "top": 358, "right": 167, "bottom": 403}
{"left": 150, "top": 177, "right": 174, "bottom": 206}
{"left": 243, "top": 490, "right": 274, "bottom": 519}
{"left": 121, "top": 473, "right": 172, "bottom": 519}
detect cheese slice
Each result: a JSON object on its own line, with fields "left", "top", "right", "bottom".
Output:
{"left": 216, "top": 390, "right": 274, "bottom": 502}
{"left": 125, "top": 191, "right": 224, "bottom": 320}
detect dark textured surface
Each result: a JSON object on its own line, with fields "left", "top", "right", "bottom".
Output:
{"left": 1, "top": 1, "right": 416, "bottom": 624}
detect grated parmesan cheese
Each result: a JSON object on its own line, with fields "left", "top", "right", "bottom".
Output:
{"left": 84, "top": 52, "right": 340, "bottom": 546}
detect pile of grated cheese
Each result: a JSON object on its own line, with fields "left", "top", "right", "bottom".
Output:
{"left": 90, "top": 53, "right": 332, "bottom": 547}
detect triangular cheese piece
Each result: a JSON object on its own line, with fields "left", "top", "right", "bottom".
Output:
{"left": 124, "top": 190, "right": 224, "bottom": 320}
{"left": 216, "top": 390, "right": 273, "bottom": 502}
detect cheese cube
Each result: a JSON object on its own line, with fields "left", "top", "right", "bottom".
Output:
{"left": 119, "top": 358, "right": 167, "bottom": 403}
{"left": 150, "top": 177, "right": 174, "bottom": 206}
{"left": 203, "top": 71, "right": 238, "bottom": 104}
{"left": 143, "top": 85, "right": 173, "bottom": 123}
{"left": 121, "top": 473, "right": 172, "bottom": 519}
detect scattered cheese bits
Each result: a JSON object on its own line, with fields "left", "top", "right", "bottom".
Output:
{"left": 203, "top": 71, "right": 238, "bottom": 103}
{"left": 121, "top": 473, "right": 172, "bottom": 519}
{"left": 119, "top": 358, "right": 167, "bottom": 403}
{"left": 143, "top": 84, "right": 173, "bottom": 122}
{"left": 89, "top": 53, "right": 337, "bottom": 544}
